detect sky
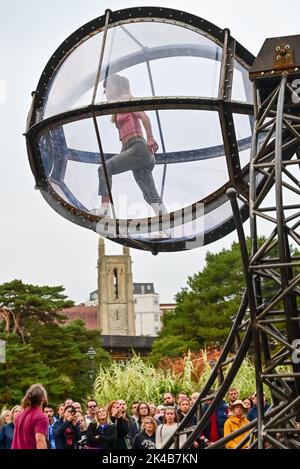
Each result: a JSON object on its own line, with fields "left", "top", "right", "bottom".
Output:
{"left": 1, "top": 0, "right": 299, "bottom": 305}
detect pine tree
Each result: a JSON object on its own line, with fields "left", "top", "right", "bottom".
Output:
{"left": 0, "top": 279, "right": 73, "bottom": 339}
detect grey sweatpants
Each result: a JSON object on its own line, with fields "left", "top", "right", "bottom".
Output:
{"left": 98, "top": 137, "right": 167, "bottom": 215}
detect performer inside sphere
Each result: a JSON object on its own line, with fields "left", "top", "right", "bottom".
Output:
{"left": 93, "top": 74, "right": 168, "bottom": 226}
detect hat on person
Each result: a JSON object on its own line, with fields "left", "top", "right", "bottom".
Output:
{"left": 230, "top": 399, "right": 248, "bottom": 410}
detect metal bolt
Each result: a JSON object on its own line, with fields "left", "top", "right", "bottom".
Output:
{"left": 277, "top": 55, "right": 281, "bottom": 60}
{"left": 286, "top": 53, "right": 290, "bottom": 58}
{"left": 276, "top": 46, "right": 281, "bottom": 51}
{"left": 285, "top": 44, "right": 290, "bottom": 50}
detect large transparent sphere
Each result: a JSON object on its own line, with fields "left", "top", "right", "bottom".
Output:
{"left": 26, "top": 7, "right": 254, "bottom": 253}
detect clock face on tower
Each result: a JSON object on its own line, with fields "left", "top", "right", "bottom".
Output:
{"left": 26, "top": 7, "right": 254, "bottom": 253}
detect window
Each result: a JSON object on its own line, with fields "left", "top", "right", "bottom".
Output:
{"left": 147, "top": 285, "right": 151, "bottom": 290}
{"left": 141, "top": 285, "right": 145, "bottom": 294}
{"left": 113, "top": 269, "right": 118, "bottom": 299}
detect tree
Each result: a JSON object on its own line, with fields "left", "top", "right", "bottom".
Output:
{"left": 0, "top": 331, "right": 57, "bottom": 405}
{"left": 26, "top": 319, "right": 111, "bottom": 402}
{"left": 150, "top": 238, "right": 300, "bottom": 363}
{"left": 0, "top": 319, "right": 111, "bottom": 407}
{"left": 0, "top": 280, "right": 73, "bottom": 339}
{"left": 0, "top": 280, "right": 111, "bottom": 406}
{"left": 150, "top": 241, "right": 246, "bottom": 363}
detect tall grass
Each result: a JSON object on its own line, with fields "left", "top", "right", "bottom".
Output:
{"left": 93, "top": 351, "right": 270, "bottom": 405}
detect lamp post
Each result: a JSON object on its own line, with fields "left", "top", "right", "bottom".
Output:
{"left": 87, "top": 346, "right": 96, "bottom": 391}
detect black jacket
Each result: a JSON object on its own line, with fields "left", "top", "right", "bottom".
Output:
{"left": 86, "top": 422, "right": 116, "bottom": 449}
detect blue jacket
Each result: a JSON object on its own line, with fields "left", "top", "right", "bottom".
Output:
{"left": 0, "top": 423, "right": 15, "bottom": 449}
{"left": 247, "top": 404, "right": 270, "bottom": 421}
{"left": 48, "top": 417, "right": 57, "bottom": 449}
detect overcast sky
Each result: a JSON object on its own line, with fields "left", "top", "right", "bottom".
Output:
{"left": 1, "top": 0, "right": 299, "bottom": 305}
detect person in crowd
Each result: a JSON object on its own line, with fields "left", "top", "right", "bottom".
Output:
{"left": 177, "top": 398, "right": 201, "bottom": 448}
{"left": 156, "top": 406, "right": 186, "bottom": 449}
{"left": 247, "top": 392, "right": 270, "bottom": 421}
{"left": 0, "top": 405, "right": 21, "bottom": 449}
{"left": 0, "top": 409, "right": 11, "bottom": 431}
{"left": 85, "top": 399, "right": 98, "bottom": 425}
{"left": 64, "top": 398, "right": 74, "bottom": 407}
{"left": 176, "top": 392, "right": 188, "bottom": 406}
{"left": 243, "top": 397, "right": 253, "bottom": 411}
{"left": 56, "top": 403, "right": 65, "bottom": 421}
{"left": 163, "top": 392, "right": 175, "bottom": 407}
{"left": 154, "top": 405, "right": 165, "bottom": 424}
{"left": 148, "top": 403, "right": 157, "bottom": 419}
{"left": 76, "top": 411, "right": 88, "bottom": 449}
{"left": 108, "top": 401, "right": 131, "bottom": 449}
{"left": 190, "top": 392, "right": 200, "bottom": 407}
{"left": 53, "top": 405, "right": 80, "bottom": 449}
{"left": 227, "top": 388, "right": 239, "bottom": 408}
{"left": 12, "top": 383, "right": 48, "bottom": 449}
{"left": 202, "top": 391, "right": 228, "bottom": 445}
{"left": 118, "top": 399, "right": 139, "bottom": 445}
{"left": 130, "top": 401, "right": 140, "bottom": 423}
{"left": 135, "top": 402, "right": 150, "bottom": 432}
{"left": 73, "top": 402, "right": 82, "bottom": 413}
{"left": 133, "top": 416, "right": 157, "bottom": 449}
{"left": 43, "top": 405, "right": 57, "bottom": 449}
{"left": 224, "top": 399, "right": 250, "bottom": 449}
{"left": 86, "top": 407, "right": 117, "bottom": 450}
{"left": 177, "top": 398, "right": 194, "bottom": 425}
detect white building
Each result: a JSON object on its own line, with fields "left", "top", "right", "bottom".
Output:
{"left": 86, "top": 282, "right": 162, "bottom": 336}
{"left": 133, "top": 283, "right": 161, "bottom": 336}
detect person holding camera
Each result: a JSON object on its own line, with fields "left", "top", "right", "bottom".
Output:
{"left": 53, "top": 405, "right": 80, "bottom": 449}
{"left": 108, "top": 401, "right": 131, "bottom": 449}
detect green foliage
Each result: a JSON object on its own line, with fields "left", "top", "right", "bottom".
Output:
{"left": 93, "top": 352, "right": 270, "bottom": 405}
{"left": 0, "top": 279, "right": 111, "bottom": 407}
{"left": 0, "top": 320, "right": 111, "bottom": 407}
{"left": 94, "top": 354, "right": 196, "bottom": 405}
{"left": 150, "top": 238, "right": 300, "bottom": 362}
{"left": 0, "top": 279, "right": 74, "bottom": 337}
{"left": 150, "top": 241, "right": 247, "bottom": 362}
{"left": 0, "top": 332, "right": 55, "bottom": 405}
{"left": 26, "top": 319, "right": 110, "bottom": 402}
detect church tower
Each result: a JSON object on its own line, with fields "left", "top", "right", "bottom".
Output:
{"left": 97, "top": 238, "right": 136, "bottom": 336}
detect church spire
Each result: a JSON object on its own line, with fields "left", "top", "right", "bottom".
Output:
{"left": 98, "top": 237, "right": 105, "bottom": 258}
{"left": 123, "top": 245, "right": 130, "bottom": 256}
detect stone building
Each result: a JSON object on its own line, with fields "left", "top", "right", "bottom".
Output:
{"left": 63, "top": 239, "right": 176, "bottom": 358}
{"left": 97, "top": 239, "right": 135, "bottom": 336}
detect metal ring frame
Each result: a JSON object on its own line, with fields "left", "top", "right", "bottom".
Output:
{"left": 25, "top": 6, "right": 255, "bottom": 253}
